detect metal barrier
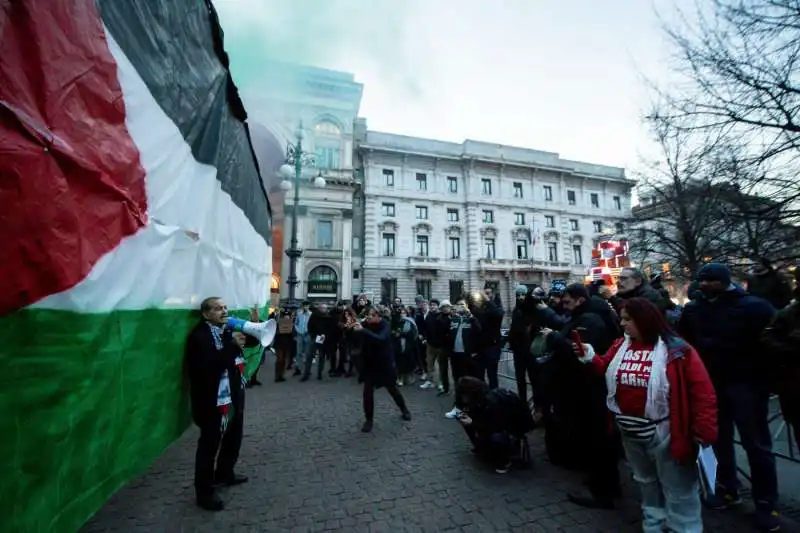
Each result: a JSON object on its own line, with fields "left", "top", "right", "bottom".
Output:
{"left": 498, "top": 346, "right": 799, "bottom": 466}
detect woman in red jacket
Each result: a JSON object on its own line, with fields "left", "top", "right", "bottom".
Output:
{"left": 578, "top": 297, "right": 717, "bottom": 533}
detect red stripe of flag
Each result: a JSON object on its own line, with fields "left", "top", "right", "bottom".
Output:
{"left": 0, "top": 0, "right": 147, "bottom": 315}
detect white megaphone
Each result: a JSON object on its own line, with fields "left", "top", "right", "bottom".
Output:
{"left": 226, "top": 317, "right": 276, "bottom": 347}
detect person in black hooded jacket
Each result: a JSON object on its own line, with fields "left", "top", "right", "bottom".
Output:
{"left": 536, "top": 283, "right": 622, "bottom": 509}
{"left": 455, "top": 376, "right": 535, "bottom": 473}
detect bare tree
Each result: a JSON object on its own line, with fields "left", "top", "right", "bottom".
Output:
{"left": 629, "top": 119, "right": 730, "bottom": 280}
{"left": 651, "top": 0, "right": 800, "bottom": 209}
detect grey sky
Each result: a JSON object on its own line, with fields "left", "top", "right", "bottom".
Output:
{"left": 213, "top": 0, "right": 693, "bottom": 171}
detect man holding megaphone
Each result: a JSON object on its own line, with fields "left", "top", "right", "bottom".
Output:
{"left": 185, "top": 297, "right": 273, "bottom": 512}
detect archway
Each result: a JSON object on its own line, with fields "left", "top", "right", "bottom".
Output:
{"left": 307, "top": 265, "right": 338, "bottom": 298}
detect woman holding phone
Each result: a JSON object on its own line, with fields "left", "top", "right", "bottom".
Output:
{"left": 576, "top": 297, "right": 717, "bottom": 533}
{"left": 349, "top": 306, "right": 411, "bottom": 432}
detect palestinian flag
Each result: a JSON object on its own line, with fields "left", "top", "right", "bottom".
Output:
{"left": 0, "top": 1, "right": 272, "bottom": 531}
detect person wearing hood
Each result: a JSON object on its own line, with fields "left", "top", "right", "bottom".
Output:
{"left": 614, "top": 268, "right": 670, "bottom": 314}
{"left": 395, "top": 306, "right": 419, "bottom": 386}
{"left": 761, "top": 266, "right": 800, "bottom": 453}
{"left": 470, "top": 283, "right": 505, "bottom": 389}
{"left": 748, "top": 258, "right": 793, "bottom": 311}
{"left": 678, "top": 263, "right": 780, "bottom": 532}
{"left": 508, "top": 285, "right": 540, "bottom": 402}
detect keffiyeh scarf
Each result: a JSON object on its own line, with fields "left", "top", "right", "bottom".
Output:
{"left": 209, "top": 323, "right": 247, "bottom": 433}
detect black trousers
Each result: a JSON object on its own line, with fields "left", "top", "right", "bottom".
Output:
{"left": 451, "top": 352, "right": 478, "bottom": 387}
{"left": 512, "top": 349, "right": 536, "bottom": 404}
{"left": 584, "top": 417, "right": 621, "bottom": 500}
{"left": 363, "top": 380, "right": 407, "bottom": 420}
{"left": 194, "top": 396, "right": 244, "bottom": 496}
{"left": 463, "top": 425, "right": 512, "bottom": 468}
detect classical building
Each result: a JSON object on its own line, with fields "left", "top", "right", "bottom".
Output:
{"left": 355, "top": 131, "right": 634, "bottom": 305}
{"left": 243, "top": 62, "right": 363, "bottom": 304}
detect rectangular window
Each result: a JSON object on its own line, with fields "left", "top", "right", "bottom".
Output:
{"left": 615, "top": 222, "right": 625, "bottom": 234}
{"left": 545, "top": 215, "right": 555, "bottom": 228}
{"left": 415, "top": 279, "right": 432, "bottom": 300}
{"left": 482, "top": 210, "right": 494, "bottom": 223}
{"left": 543, "top": 185, "right": 553, "bottom": 201}
{"left": 569, "top": 219, "right": 579, "bottom": 231}
{"left": 353, "top": 269, "right": 360, "bottom": 280}
{"left": 547, "top": 242, "right": 559, "bottom": 262}
{"left": 516, "top": 240, "right": 528, "bottom": 259}
{"left": 315, "top": 146, "right": 340, "bottom": 169}
{"left": 382, "top": 233, "right": 396, "bottom": 256}
{"left": 449, "top": 280, "right": 464, "bottom": 303}
{"left": 383, "top": 169, "right": 394, "bottom": 187}
{"left": 416, "top": 172, "right": 428, "bottom": 191}
{"left": 567, "top": 190, "right": 576, "bottom": 206}
{"left": 381, "top": 203, "right": 395, "bottom": 217}
{"left": 481, "top": 178, "right": 492, "bottom": 195}
{"left": 447, "top": 208, "right": 459, "bottom": 222}
{"left": 593, "top": 221, "right": 603, "bottom": 233}
{"left": 447, "top": 176, "right": 458, "bottom": 193}
{"left": 381, "top": 278, "right": 397, "bottom": 302}
{"left": 514, "top": 212, "right": 525, "bottom": 225}
{"left": 415, "top": 205, "right": 428, "bottom": 220}
{"left": 573, "top": 245, "right": 583, "bottom": 265}
{"left": 449, "top": 237, "right": 461, "bottom": 259}
{"left": 352, "top": 236, "right": 360, "bottom": 250}
{"left": 415, "top": 235, "right": 429, "bottom": 257}
{"left": 613, "top": 196, "right": 622, "bottom": 210}
{"left": 316, "top": 220, "right": 333, "bottom": 248}
{"left": 485, "top": 238, "right": 496, "bottom": 259}
{"left": 590, "top": 193, "right": 600, "bottom": 208}
{"left": 513, "top": 182, "right": 523, "bottom": 198}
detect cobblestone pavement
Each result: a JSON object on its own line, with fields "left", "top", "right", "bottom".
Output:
{"left": 82, "top": 365, "right": 800, "bottom": 532}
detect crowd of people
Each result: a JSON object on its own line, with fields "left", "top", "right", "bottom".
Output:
{"left": 184, "top": 260, "right": 800, "bottom": 533}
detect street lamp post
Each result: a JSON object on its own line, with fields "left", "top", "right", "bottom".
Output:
{"left": 279, "top": 124, "right": 326, "bottom": 310}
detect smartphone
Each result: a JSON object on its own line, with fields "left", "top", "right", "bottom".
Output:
{"left": 571, "top": 329, "right": 585, "bottom": 358}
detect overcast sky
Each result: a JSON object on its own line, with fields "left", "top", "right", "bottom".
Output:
{"left": 213, "top": 0, "right": 694, "bottom": 172}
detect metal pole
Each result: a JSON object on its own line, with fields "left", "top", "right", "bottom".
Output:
{"left": 285, "top": 131, "right": 304, "bottom": 310}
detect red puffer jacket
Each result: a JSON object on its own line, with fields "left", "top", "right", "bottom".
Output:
{"left": 590, "top": 335, "right": 717, "bottom": 463}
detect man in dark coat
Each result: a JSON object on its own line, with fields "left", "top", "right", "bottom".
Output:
{"left": 471, "top": 283, "right": 505, "bottom": 389}
{"left": 614, "top": 267, "right": 669, "bottom": 313}
{"left": 537, "top": 284, "right": 621, "bottom": 509}
{"left": 303, "top": 303, "right": 335, "bottom": 381}
{"left": 185, "top": 297, "right": 252, "bottom": 511}
{"left": 679, "top": 263, "right": 779, "bottom": 530}
{"left": 748, "top": 258, "right": 793, "bottom": 311}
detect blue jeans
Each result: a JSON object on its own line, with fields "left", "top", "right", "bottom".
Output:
{"left": 621, "top": 431, "right": 702, "bottom": 533}
{"left": 295, "top": 334, "right": 310, "bottom": 369}
{"left": 714, "top": 380, "right": 778, "bottom": 507}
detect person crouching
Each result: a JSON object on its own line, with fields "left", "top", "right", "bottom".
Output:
{"left": 454, "top": 376, "right": 535, "bottom": 474}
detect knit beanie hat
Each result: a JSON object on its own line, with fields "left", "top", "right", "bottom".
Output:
{"left": 514, "top": 285, "right": 529, "bottom": 296}
{"left": 697, "top": 263, "right": 732, "bottom": 285}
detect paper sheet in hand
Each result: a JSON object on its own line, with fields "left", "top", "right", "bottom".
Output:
{"left": 697, "top": 446, "right": 718, "bottom": 497}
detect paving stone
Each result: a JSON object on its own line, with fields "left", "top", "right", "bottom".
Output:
{"left": 80, "top": 368, "right": 800, "bottom": 532}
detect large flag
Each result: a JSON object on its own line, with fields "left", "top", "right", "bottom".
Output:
{"left": 0, "top": 2, "right": 271, "bottom": 532}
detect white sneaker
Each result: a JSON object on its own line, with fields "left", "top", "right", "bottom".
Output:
{"left": 420, "top": 380, "right": 435, "bottom": 389}
{"left": 445, "top": 407, "right": 462, "bottom": 419}
{"left": 495, "top": 463, "right": 511, "bottom": 474}
{"left": 396, "top": 380, "right": 404, "bottom": 387}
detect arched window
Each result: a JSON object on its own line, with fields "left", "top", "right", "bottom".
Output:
{"left": 314, "top": 120, "right": 341, "bottom": 137}
{"left": 309, "top": 266, "right": 337, "bottom": 281}
{"left": 307, "top": 266, "right": 338, "bottom": 296}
